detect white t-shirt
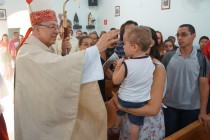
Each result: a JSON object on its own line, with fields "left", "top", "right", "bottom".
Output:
{"left": 81, "top": 45, "right": 104, "bottom": 83}
{"left": 118, "top": 56, "right": 155, "bottom": 102}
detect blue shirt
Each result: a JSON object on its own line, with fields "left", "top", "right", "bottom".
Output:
{"left": 114, "top": 41, "right": 125, "bottom": 58}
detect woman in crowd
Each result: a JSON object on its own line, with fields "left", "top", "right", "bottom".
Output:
{"left": 163, "top": 39, "right": 174, "bottom": 53}
{"left": 0, "top": 34, "right": 12, "bottom": 81}
{"left": 156, "top": 31, "right": 165, "bottom": 60}
{"left": 109, "top": 27, "right": 166, "bottom": 139}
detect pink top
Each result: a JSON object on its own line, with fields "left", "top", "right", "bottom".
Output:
{"left": 0, "top": 41, "right": 9, "bottom": 47}
{"left": 9, "top": 39, "right": 20, "bottom": 60}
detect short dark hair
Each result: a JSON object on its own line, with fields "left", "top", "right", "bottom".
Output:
{"left": 164, "top": 39, "right": 173, "bottom": 45}
{"left": 179, "top": 24, "right": 195, "bottom": 34}
{"left": 13, "top": 32, "right": 19, "bottom": 35}
{"left": 89, "top": 31, "right": 99, "bottom": 39}
{"left": 78, "top": 36, "right": 91, "bottom": 46}
{"left": 110, "top": 28, "right": 116, "bottom": 31}
{"left": 168, "top": 36, "right": 176, "bottom": 44}
{"left": 199, "top": 36, "right": 209, "bottom": 43}
{"left": 76, "top": 30, "right": 82, "bottom": 33}
{"left": 82, "top": 32, "right": 88, "bottom": 35}
{"left": 119, "top": 23, "right": 126, "bottom": 41}
{"left": 120, "top": 20, "right": 138, "bottom": 41}
{"left": 1, "top": 34, "right": 8, "bottom": 41}
{"left": 124, "top": 20, "right": 138, "bottom": 26}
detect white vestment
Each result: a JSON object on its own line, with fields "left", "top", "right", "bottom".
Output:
{"left": 0, "top": 72, "right": 8, "bottom": 114}
{"left": 15, "top": 35, "right": 107, "bottom": 140}
{"left": 52, "top": 35, "right": 79, "bottom": 55}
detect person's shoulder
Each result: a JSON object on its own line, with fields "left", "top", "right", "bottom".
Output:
{"left": 196, "top": 49, "right": 205, "bottom": 56}
{"left": 162, "top": 50, "right": 177, "bottom": 61}
{"left": 153, "top": 59, "right": 163, "bottom": 66}
{"left": 9, "top": 39, "right": 14, "bottom": 43}
{"left": 165, "top": 50, "right": 176, "bottom": 56}
{"left": 70, "top": 36, "right": 78, "bottom": 41}
{"left": 153, "top": 61, "right": 166, "bottom": 76}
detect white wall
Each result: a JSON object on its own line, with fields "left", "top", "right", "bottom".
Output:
{"left": 7, "top": 10, "right": 30, "bottom": 35}
{"left": 0, "top": 0, "right": 210, "bottom": 46}
{"left": 0, "top": 4, "right": 8, "bottom": 37}
{"left": 0, "top": 0, "right": 98, "bottom": 38}
{"left": 97, "top": 0, "right": 210, "bottom": 47}
{"left": 0, "top": 20, "right": 8, "bottom": 38}
{"left": 0, "top": 0, "right": 29, "bottom": 39}
{"left": 52, "top": 0, "right": 99, "bottom": 34}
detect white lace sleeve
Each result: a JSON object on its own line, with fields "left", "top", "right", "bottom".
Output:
{"left": 81, "top": 45, "right": 104, "bottom": 83}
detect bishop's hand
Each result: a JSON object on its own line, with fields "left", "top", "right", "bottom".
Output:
{"left": 96, "top": 29, "right": 120, "bottom": 53}
{"left": 61, "top": 37, "right": 71, "bottom": 56}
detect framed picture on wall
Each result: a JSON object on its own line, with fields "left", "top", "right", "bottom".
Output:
{"left": 115, "top": 6, "right": 120, "bottom": 17}
{"left": 161, "top": 0, "right": 170, "bottom": 10}
{"left": 0, "top": 9, "right": 6, "bottom": 20}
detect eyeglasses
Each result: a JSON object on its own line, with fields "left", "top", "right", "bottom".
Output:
{"left": 175, "top": 33, "right": 191, "bottom": 38}
{"left": 37, "top": 24, "right": 61, "bottom": 31}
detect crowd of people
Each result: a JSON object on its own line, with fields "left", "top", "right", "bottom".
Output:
{"left": 0, "top": 0, "right": 210, "bottom": 140}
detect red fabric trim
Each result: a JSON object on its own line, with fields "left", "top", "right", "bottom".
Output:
{"left": 203, "top": 40, "right": 210, "bottom": 61}
{"left": 26, "top": 0, "right": 32, "bottom": 4}
{"left": 30, "top": 10, "right": 57, "bottom": 25}
{"left": 0, "top": 114, "right": 9, "bottom": 140}
{"left": 203, "top": 40, "right": 210, "bottom": 89}
{"left": 16, "top": 27, "right": 32, "bottom": 54}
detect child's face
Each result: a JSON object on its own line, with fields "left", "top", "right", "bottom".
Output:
{"left": 123, "top": 33, "right": 134, "bottom": 57}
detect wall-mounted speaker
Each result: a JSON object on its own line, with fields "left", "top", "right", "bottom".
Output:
{"left": 88, "top": 0, "right": 97, "bottom": 6}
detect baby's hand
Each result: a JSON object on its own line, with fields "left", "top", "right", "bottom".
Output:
{"left": 116, "top": 58, "right": 125, "bottom": 67}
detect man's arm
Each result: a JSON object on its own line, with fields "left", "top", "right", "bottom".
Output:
{"left": 199, "top": 77, "right": 209, "bottom": 115}
{"left": 61, "top": 37, "right": 71, "bottom": 56}
{"left": 198, "top": 77, "right": 210, "bottom": 131}
{"left": 62, "top": 30, "right": 120, "bottom": 83}
{"left": 81, "top": 46, "right": 104, "bottom": 83}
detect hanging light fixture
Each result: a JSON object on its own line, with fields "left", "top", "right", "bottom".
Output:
{"left": 0, "top": 0, "right": 5, "bottom": 6}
